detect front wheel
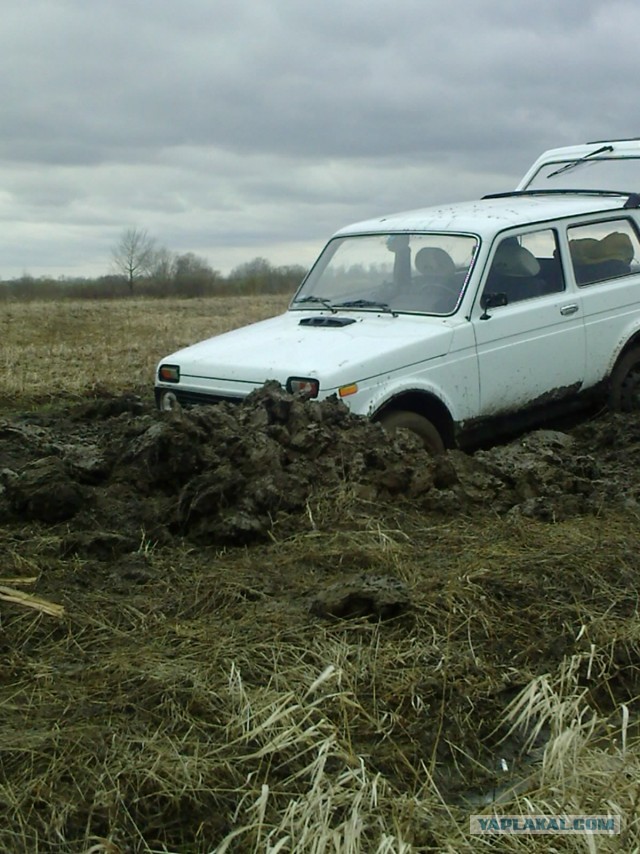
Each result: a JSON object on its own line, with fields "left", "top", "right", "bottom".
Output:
{"left": 609, "top": 347, "right": 640, "bottom": 411}
{"left": 378, "top": 410, "right": 445, "bottom": 455}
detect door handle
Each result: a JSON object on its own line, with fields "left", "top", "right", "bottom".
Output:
{"left": 560, "top": 304, "right": 579, "bottom": 316}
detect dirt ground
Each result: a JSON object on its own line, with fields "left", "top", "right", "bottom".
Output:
{"left": 1, "top": 385, "right": 639, "bottom": 852}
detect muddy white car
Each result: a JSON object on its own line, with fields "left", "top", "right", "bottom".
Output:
{"left": 156, "top": 139, "right": 640, "bottom": 453}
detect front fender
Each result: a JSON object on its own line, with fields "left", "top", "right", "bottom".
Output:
{"left": 362, "top": 377, "right": 458, "bottom": 423}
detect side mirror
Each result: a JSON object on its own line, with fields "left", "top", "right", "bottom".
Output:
{"left": 480, "top": 291, "right": 508, "bottom": 320}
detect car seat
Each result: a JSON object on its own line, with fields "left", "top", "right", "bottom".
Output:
{"left": 413, "top": 247, "right": 460, "bottom": 311}
{"left": 570, "top": 231, "right": 634, "bottom": 285}
{"left": 485, "top": 243, "right": 546, "bottom": 302}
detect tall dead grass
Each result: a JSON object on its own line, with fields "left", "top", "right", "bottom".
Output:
{"left": 2, "top": 500, "right": 639, "bottom": 852}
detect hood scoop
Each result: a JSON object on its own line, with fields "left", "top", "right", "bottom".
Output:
{"left": 299, "top": 316, "right": 356, "bottom": 328}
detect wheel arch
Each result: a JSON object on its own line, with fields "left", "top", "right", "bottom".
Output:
{"left": 372, "top": 391, "right": 456, "bottom": 448}
{"left": 611, "top": 330, "right": 640, "bottom": 373}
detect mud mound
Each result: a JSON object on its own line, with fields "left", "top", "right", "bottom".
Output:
{"left": 4, "top": 456, "right": 86, "bottom": 522}
{"left": 2, "top": 385, "right": 640, "bottom": 553}
{"left": 2, "top": 383, "right": 439, "bottom": 548}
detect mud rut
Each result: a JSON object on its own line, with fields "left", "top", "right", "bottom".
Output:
{"left": 1, "top": 383, "right": 639, "bottom": 850}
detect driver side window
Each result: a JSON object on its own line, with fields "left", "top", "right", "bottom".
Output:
{"left": 483, "top": 230, "right": 564, "bottom": 305}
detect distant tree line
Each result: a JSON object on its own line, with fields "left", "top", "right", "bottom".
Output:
{"left": 0, "top": 227, "right": 308, "bottom": 302}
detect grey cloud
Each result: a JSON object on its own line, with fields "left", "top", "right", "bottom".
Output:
{"left": 5, "top": 0, "right": 637, "bottom": 165}
{"left": 1, "top": 0, "right": 639, "bottom": 276}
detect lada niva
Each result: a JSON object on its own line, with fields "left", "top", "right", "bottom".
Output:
{"left": 156, "top": 139, "right": 640, "bottom": 453}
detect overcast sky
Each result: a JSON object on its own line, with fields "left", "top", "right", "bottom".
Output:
{"left": 1, "top": 0, "right": 639, "bottom": 279}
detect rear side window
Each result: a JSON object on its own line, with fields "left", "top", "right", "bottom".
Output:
{"left": 568, "top": 219, "right": 640, "bottom": 286}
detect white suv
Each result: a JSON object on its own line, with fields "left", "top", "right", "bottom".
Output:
{"left": 156, "top": 139, "right": 640, "bottom": 453}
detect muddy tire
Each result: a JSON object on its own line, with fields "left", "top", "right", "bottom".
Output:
{"left": 610, "top": 347, "right": 640, "bottom": 412}
{"left": 379, "top": 410, "right": 445, "bottom": 455}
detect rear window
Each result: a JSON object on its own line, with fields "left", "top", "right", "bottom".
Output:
{"left": 567, "top": 219, "right": 640, "bottom": 286}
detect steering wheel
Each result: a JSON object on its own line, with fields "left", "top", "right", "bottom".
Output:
{"left": 427, "top": 282, "right": 459, "bottom": 312}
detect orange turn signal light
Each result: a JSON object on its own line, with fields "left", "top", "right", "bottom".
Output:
{"left": 338, "top": 383, "right": 358, "bottom": 398}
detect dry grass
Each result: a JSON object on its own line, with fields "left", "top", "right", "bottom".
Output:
{"left": 2, "top": 498, "right": 640, "bottom": 852}
{"left": 0, "top": 294, "right": 288, "bottom": 405}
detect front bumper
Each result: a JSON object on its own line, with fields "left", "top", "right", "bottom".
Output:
{"left": 154, "top": 387, "right": 243, "bottom": 408}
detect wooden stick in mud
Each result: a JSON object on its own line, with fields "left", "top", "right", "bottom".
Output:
{"left": 0, "top": 585, "right": 65, "bottom": 618}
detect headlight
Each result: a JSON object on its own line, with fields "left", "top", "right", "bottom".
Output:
{"left": 158, "top": 364, "right": 180, "bottom": 383}
{"left": 286, "top": 377, "right": 320, "bottom": 398}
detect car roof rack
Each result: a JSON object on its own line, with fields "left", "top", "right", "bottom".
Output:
{"left": 587, "top": 137, "right": 640, "bottom": 144}
{"left": 483, "top": 189, "right": 630, "bottom": 201}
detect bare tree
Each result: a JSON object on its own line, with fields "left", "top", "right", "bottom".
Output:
{"left": 111, "top": 228, "right": 156, "bottom": 293}
{"left": 148, "top": 245, "right": 175, "bottom": 285}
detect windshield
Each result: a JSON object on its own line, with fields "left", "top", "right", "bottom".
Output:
{"left": 524, "top": 156, "right": 640, "bottom": 194}
{"left": 291, "top": 233, "right": 478, "bottom": 315}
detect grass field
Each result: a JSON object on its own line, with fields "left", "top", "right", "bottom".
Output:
{"left": 1, "top": 294, "right": 639, "bottom": 852}
{"left": 0, "top": 295, "right": 289, "bottom": 404}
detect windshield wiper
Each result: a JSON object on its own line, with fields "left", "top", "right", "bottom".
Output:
{"left": 293, "top": 294, "right": 337, "bottom": 312}
{"left": 333, "top": 298, "right": 396, "bottom": 315}
{"left": 546, "top": 144, "right": 614, "bottom": 179}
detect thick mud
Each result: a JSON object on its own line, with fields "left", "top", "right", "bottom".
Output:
{"left": 2, "top": 382, "right": 639, "bottom": 551}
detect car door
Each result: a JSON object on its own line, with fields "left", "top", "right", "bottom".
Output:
{"left": 472, "top": 228, "right": 586, "bottom": 417}
{"left": 564, "top": 217, "right": 640, "bottom": 388}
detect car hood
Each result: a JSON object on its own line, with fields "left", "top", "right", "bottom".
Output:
{"left": 162, "top": 310, "right": 454, "bottom": 391}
